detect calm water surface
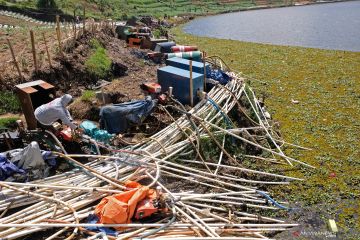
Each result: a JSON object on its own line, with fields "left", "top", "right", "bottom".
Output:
{"left": 184, "top": 1, "right": 360, "bottom": 52}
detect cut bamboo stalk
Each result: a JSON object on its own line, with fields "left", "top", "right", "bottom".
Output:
{"left": 29, "top": 30, "right": 38, "bottom": 72}
{"left": 190, "top": 60, "right": 194, "bottom": 107}
{"left": 42, "top": 32, "right": 52, "bottom": 68}
{"left": 6, "top": 38, "right": 23, "bottom": 80}
{"left": 55, "top": 15, "right": 63, "bottom": 57}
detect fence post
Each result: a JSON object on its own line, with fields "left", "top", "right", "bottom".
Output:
{"left": 83, "top": 5, "right": 86, "bottom": 33}
{"left": 190, "top": 60, "right": 193, "bottom": 107}
{"left": 42, "top": 33, "right": 52, "bottom": 68}
{"left": 56, "top": 15, "right": 63, "bottom": 57}
{"left": 203, "top": 51, "right": 206, "bottom": 92}
{"left": 6, "top": 38, "right": 23, "bottom": 80}
{"left": 30, "top": 30, "right": 38, "bottom": 72}
{"left": 74, "top": 21, "right": 77, "bottom": 40}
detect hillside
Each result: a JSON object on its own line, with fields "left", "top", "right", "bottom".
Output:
{"left": 0, "top": 0, "right": 307, "bottom": 20}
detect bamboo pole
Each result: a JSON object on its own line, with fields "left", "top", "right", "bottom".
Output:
{"left": 203, "top": 51, "right": 207, "bottom": 92}
{"left": 56, "top": 15, "right": 63, "bottom": 57}
{"left": 42, "top": 32, "right": 52, "bottom": 68}
{"left": 190, "top": 60, "right": 194, "bottom": 107}
{"left": 83, "top": 5, "right": 86, "bottom": 33}
{"left": 29, "top": 30, "right": 38, "bottom": 72}
{"left": 0, "top": 73, "right": 303, "bottom": 239}
{"left": 0, "top": 223, "right": 299, "bottom": 228}
{"left": 0, "top": 181, "right": 122, "bottom": 194}
{"left": 73, "top": 21, "right": 77, "bottom": 40}
{"left": 6, "top": 38, "right": 23, "bottom": 80}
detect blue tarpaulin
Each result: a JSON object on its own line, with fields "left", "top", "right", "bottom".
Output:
{"left": 0, "top": 155, "right": 25, "bottom": 181}
{"left": 100, "top": 97, "right": 156, "bottom": 134}
{"left": 0, "top": 142, "right": 57, "bottom": 182}
{"left": 86, "top": 214, "right": 117, "bottom": 236}
{"left": 206, "top": 69, "right": 232, "bottom": 85}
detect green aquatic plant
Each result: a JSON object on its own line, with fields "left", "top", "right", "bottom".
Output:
{"left": 171, "top": 25, "right": 360, "bottom": 236}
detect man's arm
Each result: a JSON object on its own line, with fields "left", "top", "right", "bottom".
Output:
{"left": 59, "top": 111, "right": 77, "bottom": 129}
{"left": 65, "top": 109, "right": 73, "bottom": 121}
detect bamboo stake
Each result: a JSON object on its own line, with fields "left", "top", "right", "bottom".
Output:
{"left": 190, "top": 60, "right": 194, "bottom": 107}
{"left": 244, "top": 89, "right": 292, "bottom": 166}
{"left": 0, "top": 181, "right": 122, "bottom": 194}
{"left": 203, "top": 51, "right": 207, "bottom": 92}
{"left": 42, "top": 32, "right": 52, "bottom": 68}
{"left": 83, "top": 5, "right": 86, "bottom": 33}
{"left": 0, "top": 75, "right": 303, "bottom": 239}
{"left": 56, "top": 15, "right": 63, "bottom": 57}
{"left": 6, "top": 38, "right": 23, "bottom": 80}
{"left": 171, "top": 106, "right": 315, "bottom": 168}
{"left": 29, "top": 30, "right": 38, "bottom": 72}
{"left": 0, "top": 223, "right": 299, "bottom": 228}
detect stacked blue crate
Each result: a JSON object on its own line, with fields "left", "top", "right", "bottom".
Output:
{"left": 166, "top": 57, "right": 210, "bottom": 74}
{"left": 157, "top": 66, "right": 204, "bottom": 105}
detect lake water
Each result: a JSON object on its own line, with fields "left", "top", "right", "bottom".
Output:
{"left": 184, "top": 1, "right": 360, "bottom": 52}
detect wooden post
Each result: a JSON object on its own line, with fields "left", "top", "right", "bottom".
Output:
{"left": 56, "top": 15, "right": 63, "bottom": 57}
{"left": 0, "top": 67, "right": 4, "bottom": 84}
{"left": 83, "top": 6, "right": 86, "bottom": 33}
{"left": 30, "top": 30, "right": 38, "bottom": 72}
{"left": 6, "top": 38, "right": 23, "bottom": 80}
{"left": 73, "top": 9, "right": 77, "bottom": 39}
{"left": 42, "top": 33, "right": 52, "bottom": 68}
{"left": 74, "top": 21, "right": 77, "bottom": 40}
{"left": 190, "top": 60, "right": 193, "bottom": 107}
{"left": 203, "top": 51, "right": 206, "bottom": 92}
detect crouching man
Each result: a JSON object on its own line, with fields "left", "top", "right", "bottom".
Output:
{"left": 34, "top": 94, "right": 78, "bottom": 130}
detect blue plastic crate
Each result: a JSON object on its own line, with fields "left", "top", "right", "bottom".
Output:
{"left": 157, "top": 66, "right": 204, "bottom": 105}
{"left": 166, "top": 57, "right": 210, "bottom": 74}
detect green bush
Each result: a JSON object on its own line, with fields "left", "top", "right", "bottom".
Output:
{"left": 81, "top": 90, "right": 96, "bottom": 102}
{"left": 0, "top": 117, "right": 19, "bottom": 129}
{"left": 85, "top": 39, "right": 112, "bottom": 80}
{"left": 0, "top": 91, "right": 21, "bottom": 114}
{"left": 89, "top": 39, "right": 103, "bottom": 49}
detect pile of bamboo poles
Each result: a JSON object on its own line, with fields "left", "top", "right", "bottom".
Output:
{"left": 0, "top": 61, "right": 312, "bottom": 239}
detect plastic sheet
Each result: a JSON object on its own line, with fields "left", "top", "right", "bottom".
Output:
{"left": 206, "top": 68, "right": 232, "bottom": 85}
{"left": 80, "top": 121, "right": 114, "bottom": 144}
{"left": 100, "top": 97, "right": 156, "bottom": 134}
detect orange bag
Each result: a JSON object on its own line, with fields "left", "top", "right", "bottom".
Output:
{"left": 94, "top": 181, "right": 149, "bottom": 229}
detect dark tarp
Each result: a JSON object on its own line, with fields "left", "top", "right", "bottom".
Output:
{"left": 100, "top": 97, "right": 156, "bottom": 134}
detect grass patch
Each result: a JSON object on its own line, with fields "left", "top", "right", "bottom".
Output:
{"left": 0, "top": 91, "right": 21, "bottom": 114}
{"left": 0, "top": 117, "right": 19, "bottom": 129}
{"left": 85, "top": 39, "right": 112, "bottom": 80}
{"left": 81, "top": 90, "right": 96, "bottom": 102}
{"left": 171, "top": 26, "right": 360, "bottom": 235}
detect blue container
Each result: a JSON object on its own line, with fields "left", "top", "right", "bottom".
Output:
{"left": 157, "top": 66, "right": 204, "bottom": 105}
{"left": 154, "top": 42, "right": 176, "bottom": 53}
{"left": 166, "top": 57, "right": 210, "bottom": 74}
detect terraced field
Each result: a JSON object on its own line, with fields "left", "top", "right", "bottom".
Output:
{"left": 0, "top": 0, "right": 303, "bottom": 19}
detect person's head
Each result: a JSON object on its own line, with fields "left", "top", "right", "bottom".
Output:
{"left": 61, "top": 94, "right": 73, "bottom": 107}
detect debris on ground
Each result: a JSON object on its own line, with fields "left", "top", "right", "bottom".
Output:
{"left": 0, "top": 16, "right": 313, "bottom": 240}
